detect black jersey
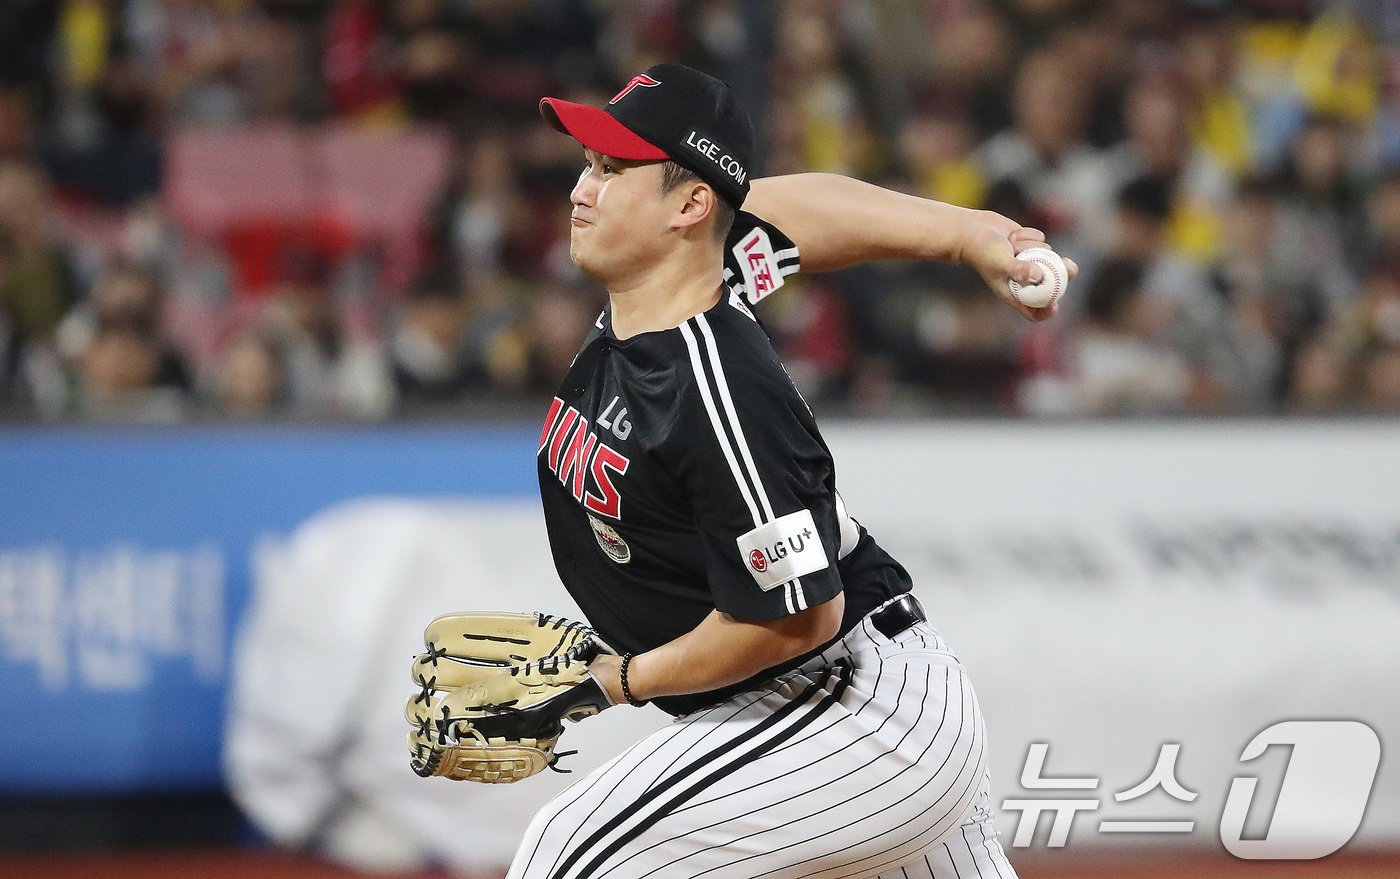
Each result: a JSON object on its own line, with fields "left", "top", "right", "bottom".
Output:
{"left": 536, "top": 212, "right": 913, "bottom": 715}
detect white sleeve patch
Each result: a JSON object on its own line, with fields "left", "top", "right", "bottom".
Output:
{"left": 732, "top": 227, "right": 786, "bottom": 304}
{"left": 735, "top": 509, "right": 828, "bottom": 591}
{"left": 833, "top": 489, "right": 860, "bottom": 559}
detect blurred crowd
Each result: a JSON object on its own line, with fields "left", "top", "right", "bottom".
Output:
{"left": 2, "top": 0, "right": 1400, "bottom": 422}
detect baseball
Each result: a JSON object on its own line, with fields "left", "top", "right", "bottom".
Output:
{"left": 1008, "top": 247, "right": 1068, "bottom": 308}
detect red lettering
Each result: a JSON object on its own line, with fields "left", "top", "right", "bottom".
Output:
{"left": 584, "top": 444, "right": 630, "bottom": 519}
{"left": 543, "top": 407, "right": 632, "bottom": 518}
{"left": 557, "top": 418, "right": 591, "bottom": 491}
{"left": 747, "top": 252, "right": 774, "bottom": 295}
{"left": 548, "top": 408, "right": 580, "bottom": 473}
{"left": 571, "top": 433, "right": 597, "bottom": 502}
{"left": 538, "top": 397, "right": 564, "bottom": 453}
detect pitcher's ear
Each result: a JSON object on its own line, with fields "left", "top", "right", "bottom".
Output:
{"left": 673, "top": 181, "right": 717, "bottom": 232}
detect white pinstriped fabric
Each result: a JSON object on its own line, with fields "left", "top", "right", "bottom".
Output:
{"left": 505, "top": 597, "right": 1019, "bottom": 879}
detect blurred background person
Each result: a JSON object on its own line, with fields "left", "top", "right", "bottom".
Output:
{"left": 258, "top": 249, "right": 393, "bottom": 420}
{"left": 215, "top": 329, "right": 286, "bottom": 420}
{"left": 76, "top": 318, "right": 186, "bottom": 423}
{"left": 0, "top": 0, "right": 1395, "bottom": 423}
{"left": 389, "top": 270, "right": 481, "bottom": 411}
{"left": 977, "top": 47, "right": 1102, "bottom": 256}
{"left": 1022, "top": 258, "right": 1190, "bottom": 416}
{"left": 56, "top": 260, "right": 192, "bottom": 390}
{"left": 0, "top": 160, "right": 77, "bottom": 415}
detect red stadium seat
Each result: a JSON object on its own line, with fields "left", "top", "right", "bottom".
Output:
{"left": 164, "top": 125, "right": 313, "bottom": 236}
{"left": 163, "top": 124, "right": 449, "bottom": 297}
{"left": 315, "top": 125, "right": 452, "bottom": 291}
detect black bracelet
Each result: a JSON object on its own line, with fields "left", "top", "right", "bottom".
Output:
{"left": 619, "top": 653, "right": 647, "bottom": 706}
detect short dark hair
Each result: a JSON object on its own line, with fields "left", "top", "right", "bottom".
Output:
{"left": 1116, "top": 175, "right": 1173, "bottom": 221}
{"left": 659, "top": 161, "right": 735, "bottom": 242}
{"left": 1084, "top": 257, "right": 1147, "bottom": 325}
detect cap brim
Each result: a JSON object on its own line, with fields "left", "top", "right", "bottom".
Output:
{"left": 539, "top": 98, "right": 670, "bottom": 161}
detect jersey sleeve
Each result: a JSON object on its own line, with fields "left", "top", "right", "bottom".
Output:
{"left": 723, "top": 211, "right": 801, "bottom": 308}
{"left": 664, "top": 314, "right": 843, "bottom": 621}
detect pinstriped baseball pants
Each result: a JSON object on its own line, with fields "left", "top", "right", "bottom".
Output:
{"left": 507, "top": 598, "right": 1019, "bottom": 879}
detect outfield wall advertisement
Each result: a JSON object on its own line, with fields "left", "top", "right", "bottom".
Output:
{"left": 1, "top": 421, "right": 1395, "bottom": 862}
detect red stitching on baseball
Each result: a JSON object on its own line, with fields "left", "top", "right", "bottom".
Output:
{"left": 1013, "top": 253, "right": 1062, "bottom": 305}
{"left": 1033, "top": 256, "right": 1063, "bottom": 299}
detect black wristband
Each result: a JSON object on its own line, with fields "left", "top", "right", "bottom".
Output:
{"left": 619, "top": 653, "right": 648, "bottom": 706}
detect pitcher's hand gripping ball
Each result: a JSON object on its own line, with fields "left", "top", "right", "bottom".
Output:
{"left": 1008, "top": 246, "right": 1069, "bottom": 308}
{"left": 406, "top": 611, "right": 615, "bottom": 783}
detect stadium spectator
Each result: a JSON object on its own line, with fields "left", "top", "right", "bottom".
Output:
{"left": 77, "top": 320, "right": 185, "bottom": 423}
{"left": 389, "top": 271, "right": 481, "bottom": 408}
{"left": 321, "top": 1, "right": 402, "bottom": 119}
{"left": 517, "top": 283, "right": 604, "bottom": 395}
{"left": 926, "top": 1, "right": 1017, "bottom": 140}
{"left": 56, "top": 260, "right": 193, "bottom": 404}
{"left": 1286, "top": 333, "right": 1350, "bottom": 414}
{"left": 1094, "top": 73, "right": 1233, "bottom": 259}
{"left": 1096, "top": 176, "right": 1214, "bottom": 338}
{"left": 1331, "top": 259, "right": 1400, "bottom": 414}
{"left": 0, "top": 160, "right": 78, "bottom": 412}
{"left": 771, "top": 3, "right": 874, "bottom": 176}
{"left": 429, "top": 129, "right": 534, "bottom": 284}
{"left": 978, "top": 48, "right": 1101, "bottom": 246}
{"left": 1024, "top": 258, "right": 1190, "bottom": 416}
{"left": 1281, "top": 114, "right": 1370, "bottom": 280}
{"left": 1361, "top": 173, "right": 1400, "bottom": 269}
{"left": 897, "top": 107, "right": 986, "bottom": 212}
{"left": 258, "top": 250, "right": 393, "bottom": 420}
{"left": 1359, "top": 340, "right": 1400, "bottom": 412}
{"left": 215, "top": 330, "right": 285, "bottom": 420}
{"left": 0, "top": 161, "right": 75, "bottom": 337}
{"left": 0, "top": 0, "right": 1394, "bottom": 421}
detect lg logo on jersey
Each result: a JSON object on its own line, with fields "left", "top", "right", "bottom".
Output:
{"left": 736, "top": 510, "right": 829, "bottom": 592}
{"left": 749, "top": 528, "right": 815, "bottom": 572}
{"left": 597, "top": 395, "right": 631, "bottom": 440}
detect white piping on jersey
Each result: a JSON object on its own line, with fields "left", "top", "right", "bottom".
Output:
{"left": 834, "top": 489, "right": 860, "bottom": 559}
{"left": 679, "top": 321, "right": 763, "bottom": 527}
{"left": 696, "top": 314, "right": 774, "bottom": 521}
{"left": 722, "top": 268, "right": 746, "bottom": 301}
{"left": 681, "top": 315, "right": 809, "bottom": 613}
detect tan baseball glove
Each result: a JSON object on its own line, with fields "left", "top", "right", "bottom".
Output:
{"left": 405, "top": 611, "right": 615, "bottom": 783}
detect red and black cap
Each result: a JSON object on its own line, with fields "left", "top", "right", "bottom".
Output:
{"left": 540, "top": 63, "right": 754, "bottom": 208}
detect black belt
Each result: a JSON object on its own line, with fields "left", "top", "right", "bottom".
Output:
{"left": 869, "top": 593, "right": 925, "bottom": 639}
